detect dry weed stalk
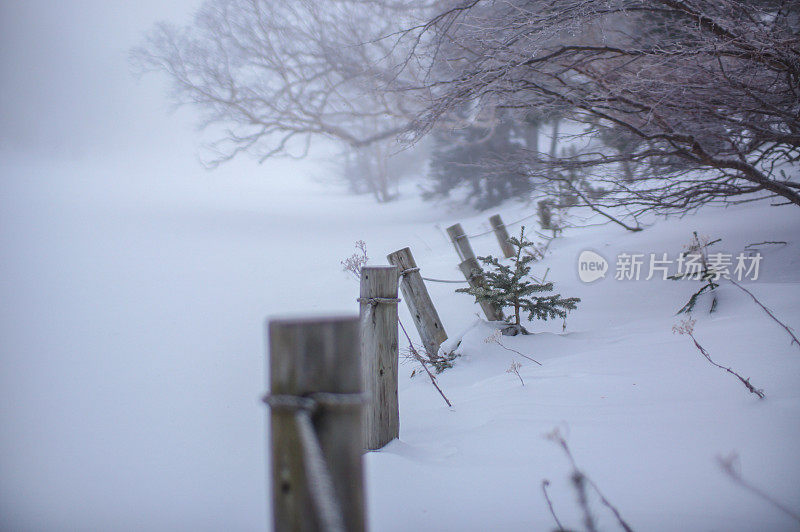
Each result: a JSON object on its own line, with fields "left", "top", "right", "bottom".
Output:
{"left": 545, "top": 429, "right": 634, "bottom": 532}
{"left": 399, "top": 319, "right": 452, "bottom": 407}
{"left": 485, "top": 330, "right": 542, "bottom": 366}
{"left": 341, "top": 240, "right": 368, "bottom": 279}
{"left": 726, "top": 278, "right": 799, "bottom": 349}
{"left": 717, "top": 452, "right": 800, "bottom": 525}
{"left": 673, "top": 318, "right": 765, "bottom": 399}
{"left": 506, "top": 360, "right": 524, "bottom": 386}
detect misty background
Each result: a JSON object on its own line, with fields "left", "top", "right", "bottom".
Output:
{"left": 1, "top": 2, "right": 329, "bottom": 530}
{"left": 1, "top": 1, "right": 199, "bottom": 159}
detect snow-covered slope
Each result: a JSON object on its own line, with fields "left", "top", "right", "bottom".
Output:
{"left": 368, "top": 200, "right": 800, "bottom": 532}
{"left": 1, "top": 152, "right": 798, "bottom": 531}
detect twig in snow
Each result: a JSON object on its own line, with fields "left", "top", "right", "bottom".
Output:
{"left": 506, "top": 360, "right": 524, "bottom": 385}
{"left": 571, "top": 470, "right": 597, "bottom": 532}
{"left": 399, "top": 319, "right": 452, "bottom": 407}
{"left": 673, "top": 318, "right": 765, "bottom": 399}
{"left": 717, "top": 452, "right": 800, "bottom": 525}
{"left": 546, "top": 429, "right": 635, "bottom": 532}
{"left": 727, "top": 278, "right": 799, "bottom": 348}
{"left": 743, "top": 241, "right": 787, "bottom": 250}
{"left": 541, "top": 480, "right": 568, "bottom": 532}
{"left": 485, "top": 330, "right": 542, "bottom": 365}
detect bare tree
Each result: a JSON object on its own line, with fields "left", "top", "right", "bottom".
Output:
{"left": 339, "top": 135, "right": 430, "bottom": 202}
{"left": 132, "top": 0, "right": 432, "bottom": 201}
{"left": 135, "top": 0, "right": 800, "bottom": 213}
{"left": 404, "top": 0, "right": 800, "bottom": 216}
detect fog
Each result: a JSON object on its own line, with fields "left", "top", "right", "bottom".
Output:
{"left": 0, "top": 1, "right": 204, "bottom": 159}
{"left": 0, "top": 2, "right": 328, "bottom": 530}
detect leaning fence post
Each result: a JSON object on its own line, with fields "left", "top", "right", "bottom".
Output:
{"left": 446, "top": 223, "right": 476, "bottom": 262}
{"left": 359, "top": 266, "right": 400, "bottom": 450}
{"left": 266, "top": 316, "right": 365, "bottom": 532}
{"left": 489, "top": 214, "right": 515, "bottom": 258}
{"left": 459, "top": 257, "right": 504, "bottom": 321}
{"left": 387, "top": 247, "right": 448, "bottom": 358}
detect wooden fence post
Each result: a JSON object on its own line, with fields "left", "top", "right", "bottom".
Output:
{"left": 387, "top": 247, "right": 448, "bottom": 357}
{"left": 459, "top": 257, "right": 504, "bottom": 321}
{"left": 359, "top": 266, "right": 400, "bottom": 450}
{"left": 489, "top": 214, "right": 515, "bottom": 258}
{"left": 267, "top": 316, "right": 365, "bottom": 532}
{"left": 446, "top": 223, "right": 476, "bottom": 262}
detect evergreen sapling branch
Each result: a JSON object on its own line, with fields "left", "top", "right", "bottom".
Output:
{"left": 456, "top": 226, "right": 579, "bottom": 335}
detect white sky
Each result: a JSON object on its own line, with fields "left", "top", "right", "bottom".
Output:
{"left": 0, "top": 1, "right": 203, "bottom": 159}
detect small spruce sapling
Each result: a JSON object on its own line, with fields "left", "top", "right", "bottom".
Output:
{"left": 457, "top": 226, "right": 580, "bottom": 335}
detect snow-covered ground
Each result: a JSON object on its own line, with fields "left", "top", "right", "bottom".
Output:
{"left": 368, "top": 198, "right": 800, "bottom": 532}
{"left": 1, "top": 147, "right": 799, "bottom": 531}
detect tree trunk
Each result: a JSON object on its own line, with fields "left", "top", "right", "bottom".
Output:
{"left": 621, "top": 159, "right": 634, "bottom": 182}
{"left": 549, "top": 120, "right": 560, "bottom": 158}
{"left": 526, "top": 119, "right": 539, "bottom": 152}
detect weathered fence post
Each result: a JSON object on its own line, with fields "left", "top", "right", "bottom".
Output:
{"left": 267, "top": 316, "right": 365, "bottom": 532}
{"left": 459, "top": 257, "right": 504, "bottom": 321}
{"left": 387, "top": 247, "right": 448, "bottom": 357}
{"left": 489, "top": 214, "right": 515, "bottom": 258}
{"left": 446, "top": 223, "right": 476, "bottom": 262}
{"left": 359, "top": 266, "right": 400, "bottom": 450}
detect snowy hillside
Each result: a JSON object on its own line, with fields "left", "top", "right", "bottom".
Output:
{"left": 367, "top": 199, "right": 800, "bottom": 532}
{"left": 2, "top": 150, "right": 798, "bottom": 531}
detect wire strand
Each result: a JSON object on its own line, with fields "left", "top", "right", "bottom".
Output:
{"left": 464, "top": 211, "right": 551, "bottom": 239}
{"left": 264, "top": 392, "right": 365, "bottom": 532}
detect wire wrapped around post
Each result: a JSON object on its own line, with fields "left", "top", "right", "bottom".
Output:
{"left": 267, "top": 316, "right": 365, "bottom": 532}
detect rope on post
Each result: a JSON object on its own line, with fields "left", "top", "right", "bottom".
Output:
{"left": 264, "top": 391, "right": 366, "bottom": 532}
{"left": 399, "top": 266, "right": 420, "bottom": 277}
{"left": 356, "top": 297, "right": 401, "bottom": 305}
